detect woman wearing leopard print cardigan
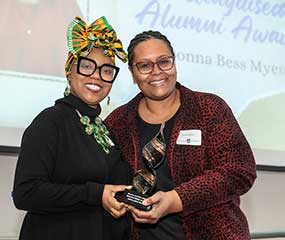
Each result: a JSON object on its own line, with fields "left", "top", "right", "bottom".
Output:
{"left": 105, "top": 30, "right": 256, "bottom": 240}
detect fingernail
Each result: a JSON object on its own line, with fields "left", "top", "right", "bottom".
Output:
{"left": 143, "top": 199, "right": 148, "bottom": 205}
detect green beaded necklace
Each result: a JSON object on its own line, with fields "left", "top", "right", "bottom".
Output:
{"left": 75, "top": 109, "right": 114, "bottom": 154}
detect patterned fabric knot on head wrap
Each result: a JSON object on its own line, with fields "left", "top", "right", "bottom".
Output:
{"left": 65, "top": 16, "right": 128, "bottom": 76}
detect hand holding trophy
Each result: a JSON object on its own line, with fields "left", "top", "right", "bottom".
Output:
{"left": 115, "top": 123, "right": 166, "bottom": 211}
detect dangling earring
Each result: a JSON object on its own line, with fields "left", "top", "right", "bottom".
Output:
{"left": 107, "top": 96, "right": 110, "bottom": 106}
{"left": 64, "top": 86, "right": 70, "bottom": 96}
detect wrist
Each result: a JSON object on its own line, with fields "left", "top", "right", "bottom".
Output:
{"left": 167, "top": 190, "right": 183, "bottom": 213}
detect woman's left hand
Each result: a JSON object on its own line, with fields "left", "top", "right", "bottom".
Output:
{"left": 127, "top": 190, "right": 183, "bottom": 224}
{"left": 102, "top": 184, "right": 131, "bottom": 218}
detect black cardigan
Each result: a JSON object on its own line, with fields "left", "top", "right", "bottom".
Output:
{"left": 13, "top": 94, "right": 132, "bottom": 240}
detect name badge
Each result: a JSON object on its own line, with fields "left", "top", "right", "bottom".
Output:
{"left": 176, "top": 130, "right": 202, "bottom": 146}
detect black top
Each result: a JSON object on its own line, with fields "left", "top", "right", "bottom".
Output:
{"left": 136, "top": 111, "right": 186, "bottom": 240}
{"left": 13, "top": 94, "right": 132, "bottom": 240}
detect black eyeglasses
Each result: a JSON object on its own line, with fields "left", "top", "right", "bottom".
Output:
{"left": 77, "top": 56, "right": 120, "bottom": 83}
{"left": 135, "top": 56, "right": 175, "bottom": 74}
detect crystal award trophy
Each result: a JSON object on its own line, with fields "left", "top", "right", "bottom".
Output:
{"left": 115, "top": 123, "right": 166, "bottom": 211}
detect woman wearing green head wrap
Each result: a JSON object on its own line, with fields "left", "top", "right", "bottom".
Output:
{"left": 12, "top": 16, "right": 131, "bottom": 240}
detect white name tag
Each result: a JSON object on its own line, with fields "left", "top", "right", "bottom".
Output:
{"left": 176, "top": 130, "right": 202, "bottom": 146}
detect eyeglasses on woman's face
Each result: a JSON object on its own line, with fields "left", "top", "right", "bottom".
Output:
{"left": 76, "top": 56, "right": 120, "bottom": 83}
{"left": 134, "top": 55, "right": 175, "bottom": 75}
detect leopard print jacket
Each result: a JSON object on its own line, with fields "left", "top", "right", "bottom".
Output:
{"left": 105, "top": 83, "right": 256, "bottom": 240}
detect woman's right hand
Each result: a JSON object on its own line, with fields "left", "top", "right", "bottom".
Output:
{"left": 102, "top": 184, "right": 131, "bottom": 218}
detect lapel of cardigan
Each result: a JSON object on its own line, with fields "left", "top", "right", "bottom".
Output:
{"left": 167, "top": 83, "right": 202, "bottom": 177}
{"left": 126, "top": 93, "right": 143, "bottom": 172}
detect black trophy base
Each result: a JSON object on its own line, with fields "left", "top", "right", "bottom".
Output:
{"left": 115, "top": 189, "right": 152, "bottom": 211}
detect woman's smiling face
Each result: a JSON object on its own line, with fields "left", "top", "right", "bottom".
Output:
{"left": 131, "top": 38, "right": 177, "bottom": 101}
{"left": 68, "top": 47, "right": 114, "bottom": 107}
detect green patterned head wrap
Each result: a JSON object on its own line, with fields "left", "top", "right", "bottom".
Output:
{"left": 65, "top": 16, "right": 127, "bottom": 76}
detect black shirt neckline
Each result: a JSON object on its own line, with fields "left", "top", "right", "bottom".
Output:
{"left": 55, "top": 94, "right": 101, "bottom": 117}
